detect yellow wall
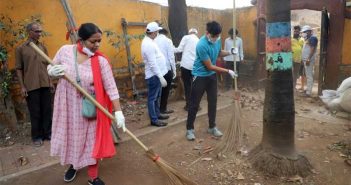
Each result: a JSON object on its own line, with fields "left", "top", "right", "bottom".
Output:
{"left": 2, "top": 0, "right": 258, "bottom": 72}
{"left": 2, "top": 0, "right": 350, "bottom": 70}
{"left": 162, "top": 6, "right": 257, "bottom": 60}
{"left": 1, "top": 0, "right": 161, "bottom": 71}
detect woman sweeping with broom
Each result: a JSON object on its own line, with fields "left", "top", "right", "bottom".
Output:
{"left": 48, "top": 23, "right": 125, "bottom": 185}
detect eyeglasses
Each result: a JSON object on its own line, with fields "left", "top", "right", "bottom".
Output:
{"left": 32, "top": 30, "right": 43, "bottom": 33}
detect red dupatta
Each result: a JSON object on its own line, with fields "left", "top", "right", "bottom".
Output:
{"left": 77, "top": 42, "right": 116, "bottom": 159}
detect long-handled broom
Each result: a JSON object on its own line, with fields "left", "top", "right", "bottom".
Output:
{"left": 214, "top": 0, "right": 243, "bottom": 156}
{"left": 30, "top": 42, "right": 198, "bottom": 185}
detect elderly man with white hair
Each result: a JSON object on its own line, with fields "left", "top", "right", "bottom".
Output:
{"left": 174, "top": 28, "right": 199, "bottom": 111}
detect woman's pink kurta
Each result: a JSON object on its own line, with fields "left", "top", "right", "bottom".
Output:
{"left": 50, "top": 45, "right": 119, "bottom": 169}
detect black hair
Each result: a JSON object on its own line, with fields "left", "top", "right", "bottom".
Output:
{"left": 206, "top": 21, "right": 222, "bottom": 35}
{"left": 228, "top": 28, "right": 239, "bottom": 36}
{"left": 78, "top": 23, "right": 102, "bottom": 41}
{"left": 159, "top": 28, "right": 168, "bottom": 35}
{"left": 293, "top": 25, "right": 301, "bottom": 31}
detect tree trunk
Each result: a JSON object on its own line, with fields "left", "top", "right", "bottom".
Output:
{"left": 167, "top": 0, "right": 188, "bottom": 47}
{"left": 168, "top": 0, "right": 188, "bottom": 100}
{"left": 249, "top": 0, "right": 312, "bottom": 177}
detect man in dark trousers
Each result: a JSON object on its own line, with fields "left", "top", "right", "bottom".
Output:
{"left": 186, "top": 21, "right": 237, "bottom": 141}
{"left": 15, "top": 22, "right": 52, "bottom": 147}
{"left": 155, "top": 28, "right": 176, "bottom": 114}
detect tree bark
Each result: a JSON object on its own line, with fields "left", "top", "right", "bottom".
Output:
{"left": 168, "top": 0, "right": 188, "bottom": 100}
{"left": 167, "top": 0, "right": 188, "bottom": 47}
{"left": 249, "top": 0, "right": 312, "bottom": 177}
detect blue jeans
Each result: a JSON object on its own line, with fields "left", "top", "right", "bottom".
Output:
{"left": 146, "top": 75, "right": 162, "bottom": 123}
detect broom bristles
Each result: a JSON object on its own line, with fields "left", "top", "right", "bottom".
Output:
{"left": 146, "top": 149, "right": 199, "bottom": 185}
{"left": 215, "top": 100, "right": 242, "bottom": 155}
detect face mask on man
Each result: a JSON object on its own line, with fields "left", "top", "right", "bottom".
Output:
{"left": 207, "top": 35, "right": 220, "bottom": 44}
{"left": 301, "top": 32, "right": 307, "bottom": 39}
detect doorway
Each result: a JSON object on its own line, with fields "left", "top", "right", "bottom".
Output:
{"left": 291, "top": 9, "right": 327, "bottom": 96}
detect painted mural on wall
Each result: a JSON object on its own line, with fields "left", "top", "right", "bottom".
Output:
{"left": 266, "top": 22, "right": 292, "bottom": 71}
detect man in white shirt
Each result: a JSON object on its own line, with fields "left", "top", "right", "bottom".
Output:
{"left": 155, "top": 28, "right": 176, "bottom": 114}
{"left": 174, "top": 28, "right": 199, "bottom": 111}
{"left": 141, "top": 22, "right": 169, "bottom": 127}
{"left": 223, "top": 28, "right": 244, "bottom": 90}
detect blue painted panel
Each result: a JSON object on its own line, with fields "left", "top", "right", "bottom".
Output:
{"left": 266, "top": 22, "right": 291, "bottom": 38}
{"left": 266, "top": 52, "right": 292, "bottom": 71}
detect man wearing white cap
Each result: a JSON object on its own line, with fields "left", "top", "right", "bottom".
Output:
{"left": 174, "top": 28, "right": 199, "bottom": 111}
{"left": 141, "top": 22, "right": 169, "bottom": 127}
{"left": 301, "top": 25, "right": 318, "bottom": 96}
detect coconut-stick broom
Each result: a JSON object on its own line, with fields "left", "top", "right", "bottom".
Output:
{"left": 214, "top": 0, "right": 243, "bottom": 157}
{"left": 30, "top": 42, "right": 198, "bottom": 185}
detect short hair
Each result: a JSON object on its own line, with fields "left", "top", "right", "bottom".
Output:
{"left": 228, "top": 28, "right": 239, "bottom": 35}
{"left": 159, "top": 28, "right": 168, "bottom": 35}
{"left": 78, "top": 23, "right": 102, "bottom": 41}
{"left": 206, "top": 21, "right": 222, "bottom": 35}
{"left": 293, "top": 25, "right": 301, "bottom": 31}
{"left": 26, "top": 22, "right": 40, "bottom": 32}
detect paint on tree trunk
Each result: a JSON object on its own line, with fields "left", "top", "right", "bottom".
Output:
{"left": 266, "top": 22, "right": 292, "bottom": 71}
{"left": 266, "top": 37, "right": 291, "bottom": 52}
{"left": 266, "top": 22, "right": 291, "bottom": 38}
{"left": 266, "top": 52, "right": 292, "bottom": 70}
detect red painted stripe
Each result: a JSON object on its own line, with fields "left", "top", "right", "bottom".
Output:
{"left": 266, "top": 37, "right": 291, "bottom": 53}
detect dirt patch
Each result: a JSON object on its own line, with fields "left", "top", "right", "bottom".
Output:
{"left": 2, "top": 89, "right": 351, "bottom": 185}
{"left": 0, "top": 122, "right": 31, "bottom": 147}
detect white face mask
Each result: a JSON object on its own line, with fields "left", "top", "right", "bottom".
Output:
{"left": 301, "top": 33, "right": 307, "bottom": 39}
{"left": 82, "top": 46, "right": 95, "bottom": 57}
{"left": 207, "top": 35, "right": 220, "bottom": 44}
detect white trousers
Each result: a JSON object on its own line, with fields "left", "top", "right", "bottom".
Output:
{"left": 304, "top": 61, "right": 314, "bottom": 95}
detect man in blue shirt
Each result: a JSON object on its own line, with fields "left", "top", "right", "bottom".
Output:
{"left": 301, "top": 25, "right": 318, "bottom": 97}
{"left": 186, "top": 21, "right": 238, "bottom": 141}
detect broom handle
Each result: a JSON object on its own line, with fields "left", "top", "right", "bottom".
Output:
{"left": 30, "top": 42, "right": 149, "bottom": 152}
{"left": 233, "top": 0, "right": 238, "bottom": 91}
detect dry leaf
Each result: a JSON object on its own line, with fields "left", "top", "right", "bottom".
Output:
{"left": 227, "top": 169, "right": 233, "bottom": 176}
{"left": 237, "top": 172, "right": 245, "bottom": 180}
{"left": 339, "top": 153, "right": 347, "bottom": 158}
{"left": 201, "top": 157, "right": 213, "bottom": 161}
{"left": 18, "top": 156, "right": 29, "bottom": 166}
{"left": 287, "top": 175, "right": 303, "bottom": 183}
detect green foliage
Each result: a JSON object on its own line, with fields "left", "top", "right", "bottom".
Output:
{"left": 0, "top": 14, "right": 50, "bottom": 49}
{"left": 0, "top": 70, "right": 12, "bottom": 98}
{"left": 0, "top": 14, "right": 49, "bottom": 98}
{"left": 0, "top": 46, "right": 8, "bottom": 62}
{"left": 103, "top": 30, "right": 145, "bottom": 54}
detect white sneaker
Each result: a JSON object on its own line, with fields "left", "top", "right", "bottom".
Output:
{"left": 186, "top": 129, "right": 195, "bottom": 141}
{"left": 208, "top": 127, "right": 223, "bottom": 137}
